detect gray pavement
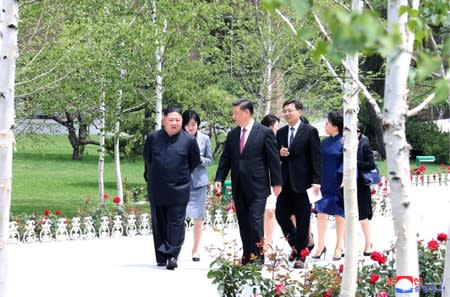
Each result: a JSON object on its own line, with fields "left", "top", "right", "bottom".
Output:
{"left": 5, "top": 185, "right": 449, "bottom": 297}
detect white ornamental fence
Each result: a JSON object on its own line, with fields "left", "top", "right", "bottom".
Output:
{"left": 7, "top": 173, "right": 449, "bottom": 245}
{"left": 7, "top": 210, "right": 239, "bottom": 245}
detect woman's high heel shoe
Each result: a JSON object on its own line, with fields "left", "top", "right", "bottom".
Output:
{"left": 363, "top": 244, "right": 373, "bottom": 256}
{"left": 333, "top": 249, "right": 344, "bottom": 261}
{"left": 311, "top": 247, "right": 327, "bottom": 260}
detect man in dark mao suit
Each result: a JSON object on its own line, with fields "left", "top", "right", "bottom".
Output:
{"left": 214, "top": 99, "right": 282, "bottom": 265}
{"left": 276, "top": 99, "right": 321, "bottom": 269}
{"left": 143, "top": 107, "right": 200, "bottom": 270}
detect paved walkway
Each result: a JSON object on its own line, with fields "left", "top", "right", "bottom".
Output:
{"left": 5, "top": 186, "right": 449, "bottom": 297}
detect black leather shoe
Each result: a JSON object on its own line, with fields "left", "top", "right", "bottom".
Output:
{"left": 293, "top": 259, "right": 305, "bottom": 269}
{"left": 288, "top": 250, "right": 297, "bottom": 262}
{"left": 157, "top": 261, "right": 167, "bottom": 267}
{"left": 166, "top": 257, "right": 178, "bottom": 270}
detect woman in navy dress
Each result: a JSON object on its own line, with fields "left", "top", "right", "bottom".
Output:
{"left": 182, "top": 110, "right": 213, "bottom": 262}
{"left": 313, "top": 112, "right": 344, "bottom": 261}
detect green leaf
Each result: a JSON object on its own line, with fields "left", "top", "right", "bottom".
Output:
{"left": 261, "top": 0, "right": 285, "bottom": 10}
{"left": 291, "top": 0, "right": 312, "bottom": 17}
{"left": 432, "top": 79, "right": 450, "bottom": 104}
{"left": 399, "top": 5, "right": 409, "bottom": 16}
{"left": 416, "top": 53, "right": 441, "bottom": 80}
{"left": 312, "top": 41, "right": 328, "bottom": 61}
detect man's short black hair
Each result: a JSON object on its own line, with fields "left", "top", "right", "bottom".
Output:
{"left": 282, "top": 99, "right": 303, "bottom": 110}
{"left": 232, "top": 98, "right": 254, "bottom": 115}
{"left": 163, "top": 107, "right": 182, "bottom": 116}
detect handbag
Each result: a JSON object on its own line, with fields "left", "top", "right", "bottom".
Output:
{"left": 361, "top": 166, "right": 381, "bottom": 185}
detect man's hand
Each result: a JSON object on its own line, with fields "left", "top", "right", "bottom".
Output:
{"left": 280, "top": 146, "right": 290, "bottom": 157}
{"left": 273, "top": 185, "right": 282, "bottom": 196}
{"left": 214, "top": 181, "right": 222, "bottom": 195}
{"left": 311, "top": 184, "right": 320, "bottom": 196}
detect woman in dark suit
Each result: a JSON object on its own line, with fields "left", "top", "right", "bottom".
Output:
{"left": 357, "top": 123, "right": 376, "bottom": 256}
{"left": 182, "top": 110, "right": 213, "bottom": 262}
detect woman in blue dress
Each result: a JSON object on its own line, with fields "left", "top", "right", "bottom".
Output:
{"left": 182, "top": 110, "right": 213, "bottom": 262}
{"left": 313, "top": 112, "right": 344, "bottom": 261}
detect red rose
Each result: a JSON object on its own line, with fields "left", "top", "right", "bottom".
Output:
{"left": 113, "top": 197, "right": 121, "bottom": 204}
{"left": 300, "top": 248, "right": 310, "bottom": 260}
{"left": 370, "top": 274, "right": 380, "bottom": 284}
{"left": 43, "top": 209, "right": 51, "bottom": 215}
{"left": 376, "top": 291, "right": 389, "bottom": 297}
{"left": 338, "top": 264, "right": 344, "bottom": 273}
{"left": 427, "top": 239, "right": 440, "bottom": 251}
{"left": 55, "top": 209, "right": 62, "bottom": 216}
{"left": 378, "top": 182, "right": 383, "bottom": 187}
{"left": 437, "top": 233, "right": 448, "bottom": 242}
{"left": 371, "top": 188, "right": 377, "bottom": 195}
{"left": 322, "top": 291, "right": 331, "bottom": 297}
{"left": 225, "top": 201, "right": 236, "bottom": 212}
{"left": 103, "top": 193, "right": 109, "bottom": 199}
{"left": 274, "top": 283, "right": 285, "bottom": 295}
{"left": 371, "top": 251, "right": 386, "bottom": 265}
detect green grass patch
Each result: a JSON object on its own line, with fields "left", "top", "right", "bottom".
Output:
{"left": 12, "top": 135, "right": 147, "bottom": 217}
{"left": 11, "top": 135, "right": 446, "bottom": 217}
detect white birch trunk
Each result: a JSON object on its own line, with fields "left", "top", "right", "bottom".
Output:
{"left": 263, "top": 12, "right": 273, "bottom": 116}
{"left": 263, "top": 58, "right": 273, "bottom": 116}
{"left": 442, "top": 222, "right": 450, "bottom": 297}
{"left": 114, "top": 90, "right": 123, "bottom": 205}
{"left": 151, "top": 0, "right": 166, "bottom": 131}
{"left": 0, "top": 1, "right": 18, "bottom": 295}
{"left": 98, "top": 85, "right": 106, "bottom": 204}
{"left": 384, "top": 1, "right": 420, "bottom": 292}
{"left": 340, "top": 3, "right": 362, "bottom": 297}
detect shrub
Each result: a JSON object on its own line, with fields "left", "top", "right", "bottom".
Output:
{"left": 406, "top": 118, "right": 449, "bottom": 164}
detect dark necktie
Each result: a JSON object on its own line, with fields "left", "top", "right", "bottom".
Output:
{"left": 289, "top": 127, "right": 295, "bottom": 148}
{"left": 240, "top": 128, "right": 247, "bottom": 154}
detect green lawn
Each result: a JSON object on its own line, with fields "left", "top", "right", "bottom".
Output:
{"left": 12, "top": 135, "right": 148, "bottom": 217}
{"left": 11, "top": 135, "right": 446, "bottom": 217}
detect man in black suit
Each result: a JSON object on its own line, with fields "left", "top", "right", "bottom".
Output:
{"left": 214, "top": 99, "right": 282, "bottom": 265}
{"left": 143, "top": 107, "right": 201, "bottom": 270}
{"left": 276, "top": 99, "right": 321, "bottom": 268}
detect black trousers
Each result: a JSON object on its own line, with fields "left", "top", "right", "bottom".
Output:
{"left": 275, "top": 178, "right": 311, "bottom": 259}
{"left": 234, "top": 186, "right": 266, "bottom": 264}
{"left": 149, "top": 201, "right": 187, "bottom": 263}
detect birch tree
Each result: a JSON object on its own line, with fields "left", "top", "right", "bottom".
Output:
{"left": 151, "top": 0, "right": 167, "bottom": 131}
{"left": 114, "top": 88, "right": 124, "bottom": 205}
{"left": 98, "top": 84, "right": 106, "bottom": 204}
{"left": 0, "top": 1, "right": 19, "bottom": 295}
{"left": 340, "top": 2, "right": 363, "bottom": 295}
